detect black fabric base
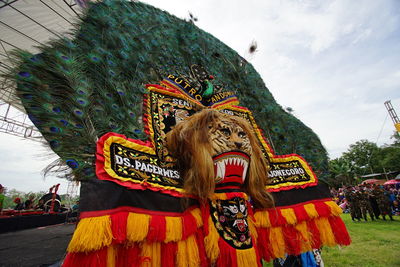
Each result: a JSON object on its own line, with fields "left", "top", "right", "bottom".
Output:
{"left": 79, "top": 179, "right": 198, "bottom": 213}
{"left": 271, "top": 183, "right": 332, "bottom": 207}
{"left": 79, "top": 179, "right": 331, "bottom": 213}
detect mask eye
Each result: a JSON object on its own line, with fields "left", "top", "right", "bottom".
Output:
{"left": 221, "top": 128, "right": 231, "bottom": 136}
{"left": 238, "top": 131, "right": 246, "bottom": 139}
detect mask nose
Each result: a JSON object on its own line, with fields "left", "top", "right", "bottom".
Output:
{"left": 235, "top": 142, "right": 242, "bottom": 149}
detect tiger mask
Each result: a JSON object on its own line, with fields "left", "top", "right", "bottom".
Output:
{"left": 166, "top": 109, "right": 273, "bottom": 208}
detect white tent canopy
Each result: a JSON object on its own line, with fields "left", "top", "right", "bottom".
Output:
{"left": 0, "top": 0, "right": 84, "bottom": 111}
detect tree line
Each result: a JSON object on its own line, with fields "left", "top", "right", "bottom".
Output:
{"left": 327, "top": 133, "right": 400, "bottom": 187}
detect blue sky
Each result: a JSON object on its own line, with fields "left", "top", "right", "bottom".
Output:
{"left": 1, "top": 0, "right": 400, "bottom": 194}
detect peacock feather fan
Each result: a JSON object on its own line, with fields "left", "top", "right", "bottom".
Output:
{"left": 5, "top": 0, "right": 329, "bottom": 182}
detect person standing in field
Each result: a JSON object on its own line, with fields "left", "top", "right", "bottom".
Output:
{"left": 375, "top": 187, "right": 394, "bottom": 221}
{"left": 359, "top": 188, "right": 375, "bottom": 221}
{"left": 0, "top": 184, "right": 5, "bottom": 212}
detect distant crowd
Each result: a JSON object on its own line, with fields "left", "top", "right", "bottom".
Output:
{"left": 12, "top": 195, "right": 48, "bottom": 211}
{"left": 331, "top": 184, "right": 399, "bottom": 221}
{"left": 0, "top": 184, "right": 79, "bottom": 215}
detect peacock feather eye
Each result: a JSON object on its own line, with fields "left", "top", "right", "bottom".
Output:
{"left": 74, "top": 109, "right": 83, "bottom": 116}
{"left": 22, "top": 94, "right": 33, "bottom": 99}
{"left": 59, "top": 119, "right": 68, "bottom": 126}
{"left": 77, "top": 99, "right": 86, "bottom": 105}
{"left": 272, "top": 126, "right": 281, "bottom": 133}
{"left": 52, "top": 107, "right": 61, "bottom": 113}
{"left": 18, "top": 71, "right": 31, "bottom": 78}
{"left": 49, "top": 140, "right": 60, "bottom": 149}
{"left": 30, "top": 56, "right": 39, "bottom": 62}
{"left": 66, "top": 159, "right": 79, "bottom": 169}
{"left": 49, "top": 126, "right": 61, "bottom": 133}
{"left": 83, "top": 168, "right": 94, "bottom": 176}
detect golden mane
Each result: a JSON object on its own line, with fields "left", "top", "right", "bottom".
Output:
{"left": 166, "top": 109, "right": 273, "bottom": 208}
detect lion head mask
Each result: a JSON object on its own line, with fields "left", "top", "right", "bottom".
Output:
{"left": 166, "top": 109, "right": 273, "bottom": 208}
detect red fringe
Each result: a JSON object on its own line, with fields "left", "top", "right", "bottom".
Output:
{"left": 257, "top": 227, "right": 272, "bottom": 262}
{"left": 111, "top": 212, "right": 128, "bottom": 244}
{"left": 201, "top": 203, "right": 210, "bottom": 236}
{"left": 307, "top": 220, "right": 321, "bottom": 249}
{"left": 62, "top": 247, "right": 108, "bottom": 267}
{"left": 216, "top": 238, "right": 238, "bottom": 267}
{"left": 116, "top": 244, "right": 143, "bottom": 266}
{"left": 268, "top": 209, "right": 286, "bottom": 227}
{"left": 313, "top": 202, "right": 332, "bottom": 218}
{"left": 161, "top": 242, "right": 177, "bottom": 267}
{"left": 196, "top": 229, "right": 209, "bottom": 267}
{"left": 147, "top": 215, "right": 166, "bottom": 242}
{"left": 328, "top": 216, "right": 351, "bottom": 245}
{"left": 292, "top": 205, "right": 310, "bottom": 222}
{"left": 182, "top": 212, "right": 198, "bottom": 240}
{"left": 253, "top": 236, "right": 262, "bottom": 267}
{"left": 282, "top": 225, "right": 301, "bottom": 255}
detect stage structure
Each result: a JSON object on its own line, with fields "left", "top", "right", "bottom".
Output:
{"left": 384, "top": 100, "right": 400, "bottom": 134}
{"left": 0, "top": 0, "right": 86, "bottom": 139}
{"left": 0, "top": 0, "right": 85, "bottom": 200}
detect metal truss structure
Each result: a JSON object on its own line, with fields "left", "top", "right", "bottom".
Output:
{"left": 0, "top": 0, "right": 85, "bottom": 139}
{"left": 384, "top": 100, "right": 400, "bottom": 134}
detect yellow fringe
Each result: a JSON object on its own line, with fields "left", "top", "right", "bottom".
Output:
{"left": 177, "top": 235, "right": 200, "bottom": 267}
{"left": 248, "top": 216, "right": 258, "bottom": 242}
{"left": 190, "top": 208, "right": 203, "bottom": 227}
{"left": 315, "top": 217, "right": 336, "bottom": 246}
{"left": 67, "top": 216, "right": 113, "bottom": 253}
{"left": 304, "top": 203, "right": 319, "bottom": 219}
{"left": 280, "top": 208, "right": 297, "bottom": 225}
{"left": 107, "top": 244, "right": 116, "bottom": 267}
{"left": 165, "top": 216, "right": 183, "bottom": 242}
{"left": 236, "top": 246, "right": 259, "bottom": 267}
{"left": 140, "top": 242, "right": 161, "bottom": 267}
{"left": 209, "top": 193, "right": 228, "bottom": 200}
{"left": 204, "top": 216, "right": 220, "bottom": 264}
{"left": 294, "top": 221, "right": 312, "bottom": 253}
{"left": 325, "top": 201, "right": 343, "bottom": 216}
{"left": 126, "top": 212, "right": 150, "bottom": 242}
{"left": 269, "top": 227, "right": 285, "bottom": 259}
{"left": 254, "top": 210, "right": 271, "bottom": 228}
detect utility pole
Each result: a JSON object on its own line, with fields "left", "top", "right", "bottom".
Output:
{"left": 384, "top": 100, "right": 400, "bottom": 135}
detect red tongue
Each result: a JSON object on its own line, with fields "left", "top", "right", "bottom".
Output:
{"left": 223, "top": 160, "right": 245, "bottom": 182}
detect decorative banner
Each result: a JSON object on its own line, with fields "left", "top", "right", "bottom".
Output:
{"left": 96, "top": 74, "right": 318, "bottom": 195}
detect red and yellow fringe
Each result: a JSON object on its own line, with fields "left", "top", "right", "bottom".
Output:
{"left": 63, "top": 208, "right": 204, "bottom": 267}
{"left": 254, "top": 199, "right": 351, "bottom": 261}
{"left": 63, "top": 199, "right": 350, "bottom": 266}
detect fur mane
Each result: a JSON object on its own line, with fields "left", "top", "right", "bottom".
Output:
{"left": 166, "top": 109, "right": 274, "bottom": 208}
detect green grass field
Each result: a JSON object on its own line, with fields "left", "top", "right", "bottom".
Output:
{"left": 263, "top": 214, "right": 400, "bottom": 267}
{"left": 323, "top": 213, "right": 400, "bottom": 267}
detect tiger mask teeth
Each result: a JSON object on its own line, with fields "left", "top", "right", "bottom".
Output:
{"left": 212, "top": 151, "right": 250, "bottom": 183}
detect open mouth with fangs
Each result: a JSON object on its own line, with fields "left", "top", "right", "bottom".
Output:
{"left": 212, "top": 151, "right": 250, "bottom": 184}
